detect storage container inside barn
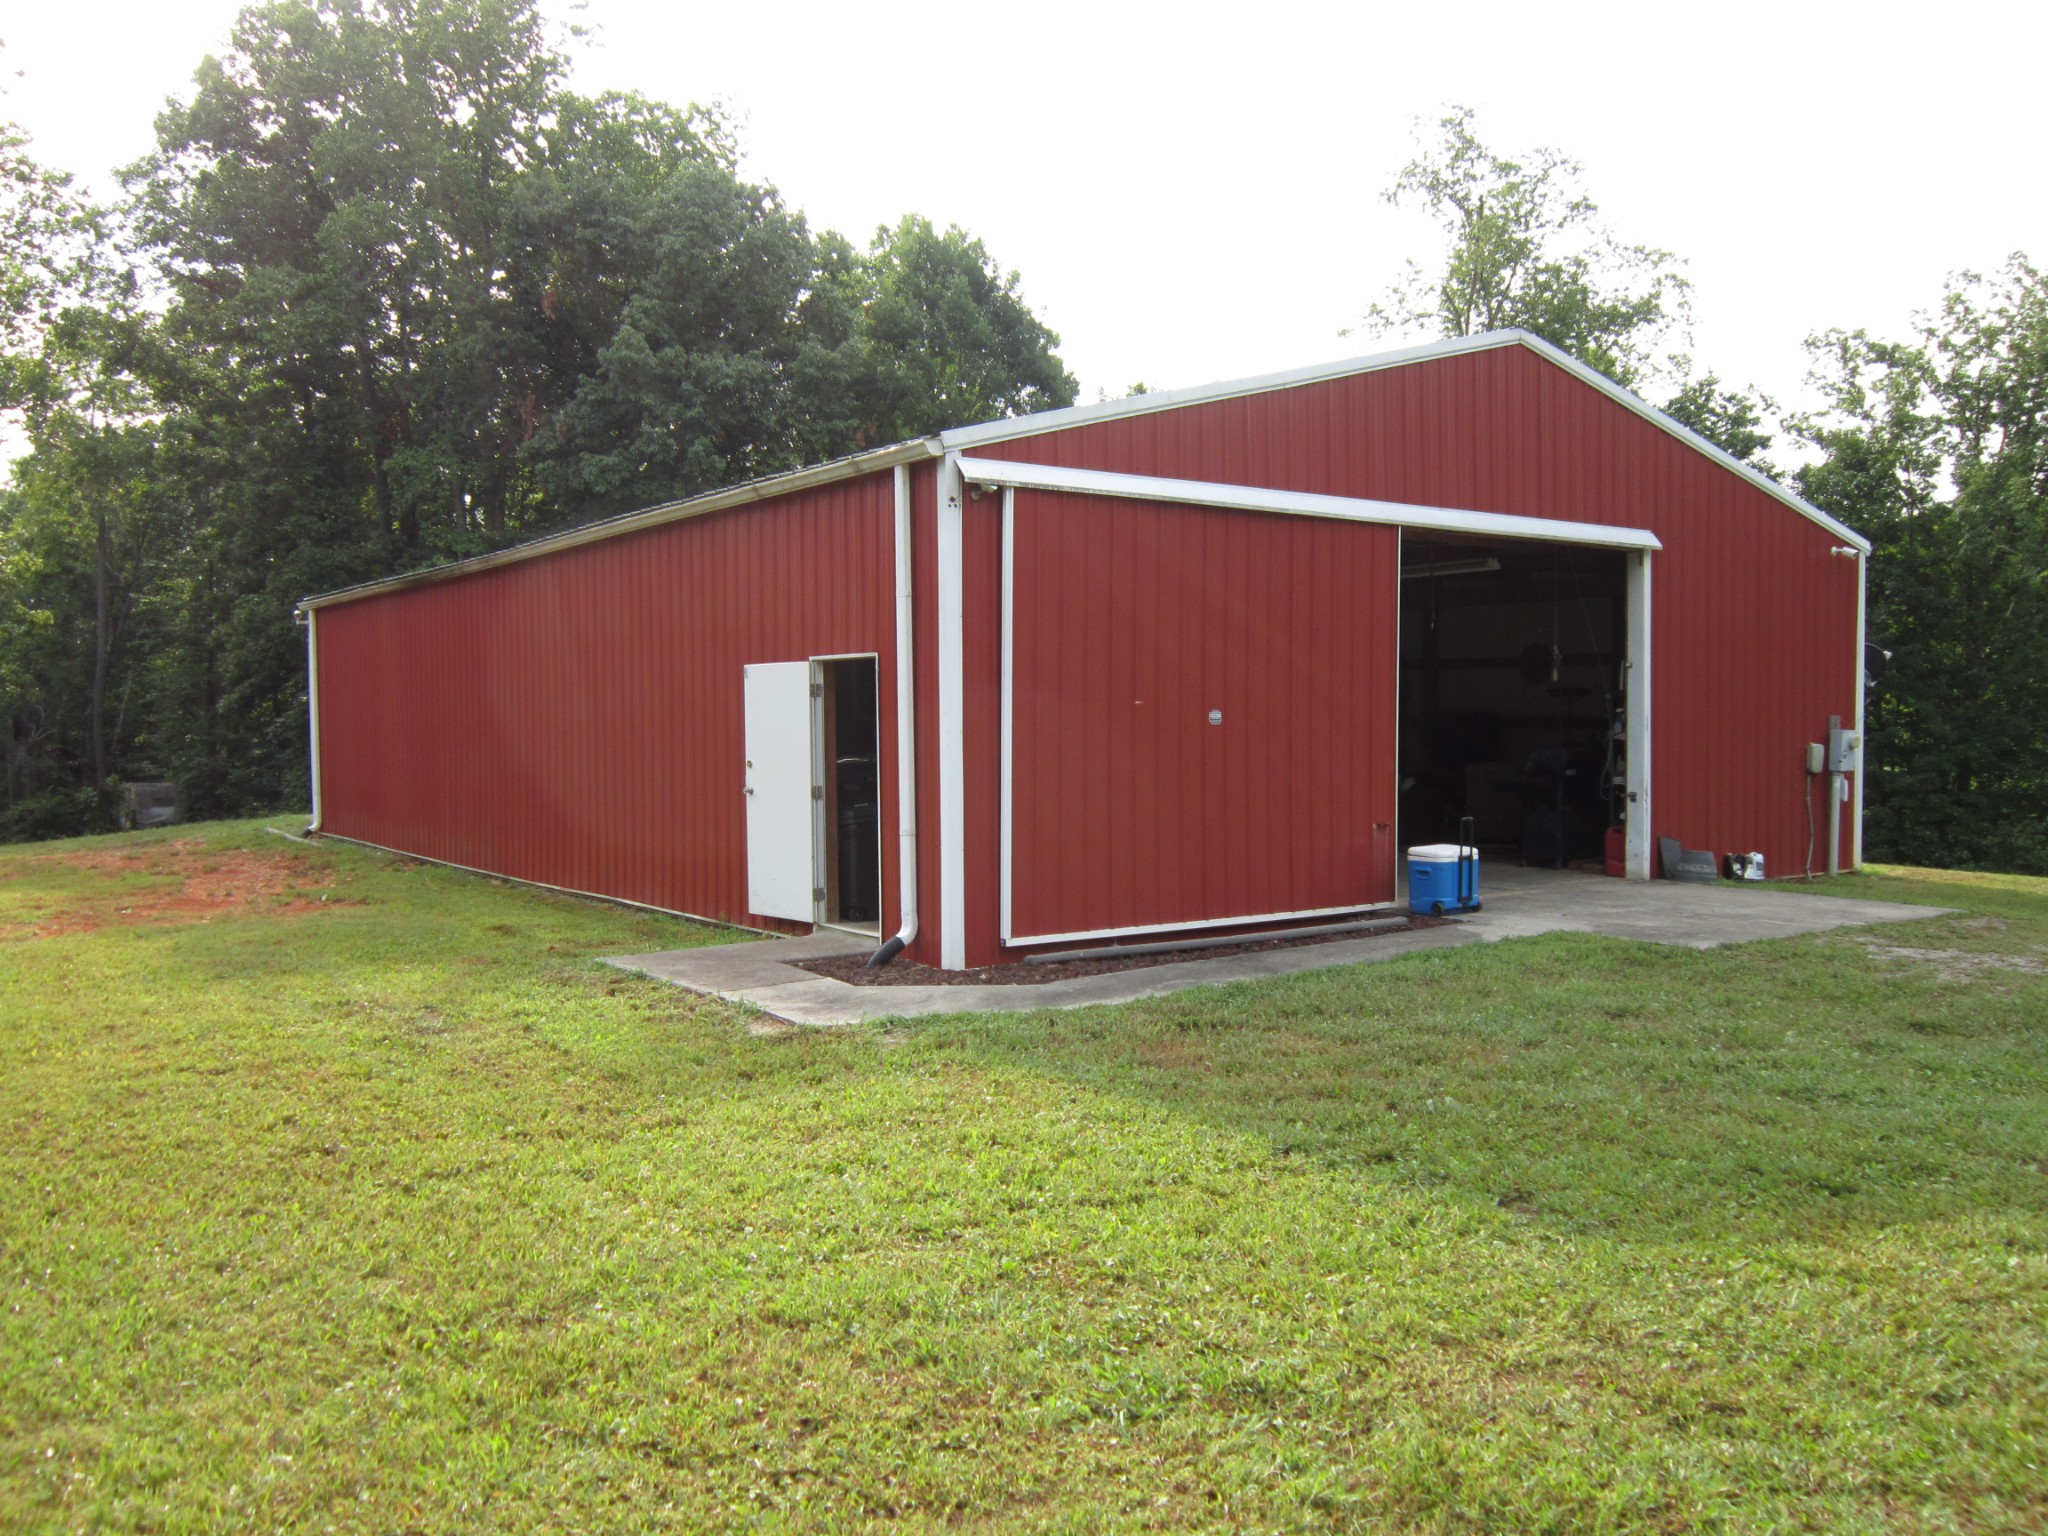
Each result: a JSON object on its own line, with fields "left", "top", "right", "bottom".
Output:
{"left": 299, "top": 330, "right": 1869, "bottom": 971}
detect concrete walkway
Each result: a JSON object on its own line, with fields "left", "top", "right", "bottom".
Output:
{"left": 604, "top": 868, "right": 1949, "bottom": 1027}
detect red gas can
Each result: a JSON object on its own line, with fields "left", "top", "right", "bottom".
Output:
{"left": 1604, "top": 824, "right": 1625, "bottom": 877}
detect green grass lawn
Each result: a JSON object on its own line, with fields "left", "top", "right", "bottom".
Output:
{"left": 2, "top": 821, "right": 2044, "bottom": 1533}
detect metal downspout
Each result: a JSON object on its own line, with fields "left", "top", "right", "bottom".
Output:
{"left": 301, "top": 605, "right": 324, "bottom": 835}
{"left": 867, "top": 463, "right": 919, "bottom": 965}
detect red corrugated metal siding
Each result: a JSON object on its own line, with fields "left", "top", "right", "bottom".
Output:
{"left": 974, "top": 344, "right": 1860, "bottom": 894}
{"left": 1005, "top": 490, "right": 1399, "bottom": 942}
{"left": 316, "top": 474, "right": 900, "bottom": 930}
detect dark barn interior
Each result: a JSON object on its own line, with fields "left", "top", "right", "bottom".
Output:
{"left": 819, "top": 657, "right": 881, "bottom": 929}
{"left": 1397, "top": 537, "right": 1627, "bottom": 867}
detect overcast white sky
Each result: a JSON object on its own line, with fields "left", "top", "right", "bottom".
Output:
{"left": 6, "top": 0, "right": 2045, "bottom": 435}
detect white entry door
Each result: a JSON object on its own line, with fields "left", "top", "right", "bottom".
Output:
{"left": 744, "top": 662, "right": 816, "bottom": 921}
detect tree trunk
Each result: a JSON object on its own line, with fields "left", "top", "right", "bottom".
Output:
{"left": 89, "top": 510, "right": 110, "bottom": 789}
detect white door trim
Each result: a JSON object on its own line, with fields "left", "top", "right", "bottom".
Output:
{"left": 957, "top": 456, "right": 1662, "bottom": 553}
{"left": 996, "top": 489, "right": 1394, "bottom": 947}
{"left": 998, "top": 487, "right": 1016, "bottom": 947}
{"left": 935, "top": 453, "right": 968, "bottom": 969}
{"left": 1625, "top": 549, "right": 1654, "bottom": 879}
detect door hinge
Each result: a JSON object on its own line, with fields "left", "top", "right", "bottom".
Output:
{"left": 813, "top": 886, "right": 825, "bottom": 904}
{"left": 810, "top": 683, "right": 823, "bottom": 699}
{"left": 811, "top": 785, "right": 824, "bottom": 801}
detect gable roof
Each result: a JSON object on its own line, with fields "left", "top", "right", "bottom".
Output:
{"left": 945, "top": 329, "right": 1869, "bottom": 553}
{"left": 299, "top": 330, "right": 1864, "bottom": 611}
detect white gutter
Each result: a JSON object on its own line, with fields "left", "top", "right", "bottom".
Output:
{"left": 956, "top": 457, "right": 1663, "bottom": 551}
{"left": 304, "top": 606, "right": 324, "bottom": 834}
{"left": 867, "top": 464, "right": 920, "bottom": 965}
{"left": 296, "top": 439, "right": 942, "bottom": 614}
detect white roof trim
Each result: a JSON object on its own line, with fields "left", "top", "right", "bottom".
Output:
{"left": 297, "top": 438, "right": 942, "bottom": 611}
{"left": 944, "top": 329, "right": 1870, "bottom": 555}
{"left": 956, "top": 456, "right": 1663, "bottom": 552}
{"left": 941, "top": 332, "right": 1517, "bottom": 450}
{"left": 300, "top": 330, "right": 1863, "bottom": 613}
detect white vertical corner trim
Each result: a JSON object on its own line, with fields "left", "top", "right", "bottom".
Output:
{"left": 885, "top": 463, "right": 919, "bottom": 952}
{"left": 1852, "top": 548, "right": 1867, "bottom": 870}
{"left": 1625, "top": 549, "right": 1654, "bottom": 879}
{"left": 936, "top": 453, "right": 968, "bottom": 970}
{"left": 1391, "top": 528, "right": 1405, "bottom": 903}
{"left": 998, "top": 488, "right": 1016, "bottom": 944}
{"left": 305, "top": 607, "right": 324, "bottom": 833}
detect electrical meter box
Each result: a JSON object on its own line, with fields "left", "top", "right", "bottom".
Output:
{"left": 1828, "top": 727, "right": 1862, "bottom": 773}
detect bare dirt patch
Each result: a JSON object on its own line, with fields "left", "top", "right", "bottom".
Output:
{"left": 796, "top": 912, "right": 1446, "bottom": 987}
{"left": 8, "top": 839, "right": 346, "bottom": 938}
{"left": 1846, "top": 930, "right": 2047, "bottom": 983}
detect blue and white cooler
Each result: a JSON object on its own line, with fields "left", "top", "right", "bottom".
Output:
{"left": 1407, "top": 841, "right": 1481, "bottom": 915}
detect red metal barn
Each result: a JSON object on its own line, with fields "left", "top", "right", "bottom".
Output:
{"left": 301, "top": 331, "right": 1870, "bottom": 969}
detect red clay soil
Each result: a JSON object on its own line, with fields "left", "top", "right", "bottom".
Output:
{"left": 7, "top": 838, "right": 345, "bottom": 938}
{"left": 795, "top": 912, "right": 1446, "bottom": 987}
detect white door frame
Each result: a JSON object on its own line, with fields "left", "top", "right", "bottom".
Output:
{"left": 808, "top": 652, "right": 882, "bottom": 932}
{"left": 1391, "top": 538, "right": 1653, "bottom": 881}
{"left": 746, "top": 654, "right": 881, "bottom": 927}
{"left": 1625, "top": 549, "right": 1654, "bottom": 879}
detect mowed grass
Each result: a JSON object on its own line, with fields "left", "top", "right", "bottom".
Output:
{"left": 2, "top": 823, "right": 2045, "bottom": 1534}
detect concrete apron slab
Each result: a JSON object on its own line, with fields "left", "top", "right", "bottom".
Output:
{"left": 1464, "top": 864, "right": 1952, "bottom": 949}
{"left": 604, "top": 867, "right": 1952, "bottom": 1027}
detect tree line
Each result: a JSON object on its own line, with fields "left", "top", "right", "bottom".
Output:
{"left": 0, "top": 0, "right": 1075, "bottom": 835}
{"left": 3, "top": 29, "right": 2043, "bottom": 876}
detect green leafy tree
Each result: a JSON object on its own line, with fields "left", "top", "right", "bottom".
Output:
{"left": 1662, "top": 372, "right": 1778, "bottom": 471}
{"left": 1362, "top": 107, "right": 1689, "bottom": 391}
{"left": 129, "top": 0, "right": 569, "bottom": 561}
{"left": 1, "top": 85, "right": 187, "bottom": 830}
{"left": 529, "top": 209, "right": 1077, "bottom": 519}
{"left": 0, "top": 127, "right": 100, "bottom": 411}
{"left": 521, "top": 161, "right": 841, "bottom": 517}
{"left": 850, "top": 215, "right": 1077, "bottom": 443}
{"left": 1794, "top": 255, "right": 2048, "bottom": 873}
{"left": 120, "top": 0, "right": 581, "bottom": 808}
{"left": 3, "top": 1, "right": 1081, "bottom": 836}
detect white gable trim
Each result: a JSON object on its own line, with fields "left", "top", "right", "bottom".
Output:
{"left": 943, "top": 330, "right": 1869, "bottom": 555}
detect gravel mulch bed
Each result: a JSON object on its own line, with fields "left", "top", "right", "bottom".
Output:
{"left": 795, "top": 911, "right": 1448, "bottom": 987}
